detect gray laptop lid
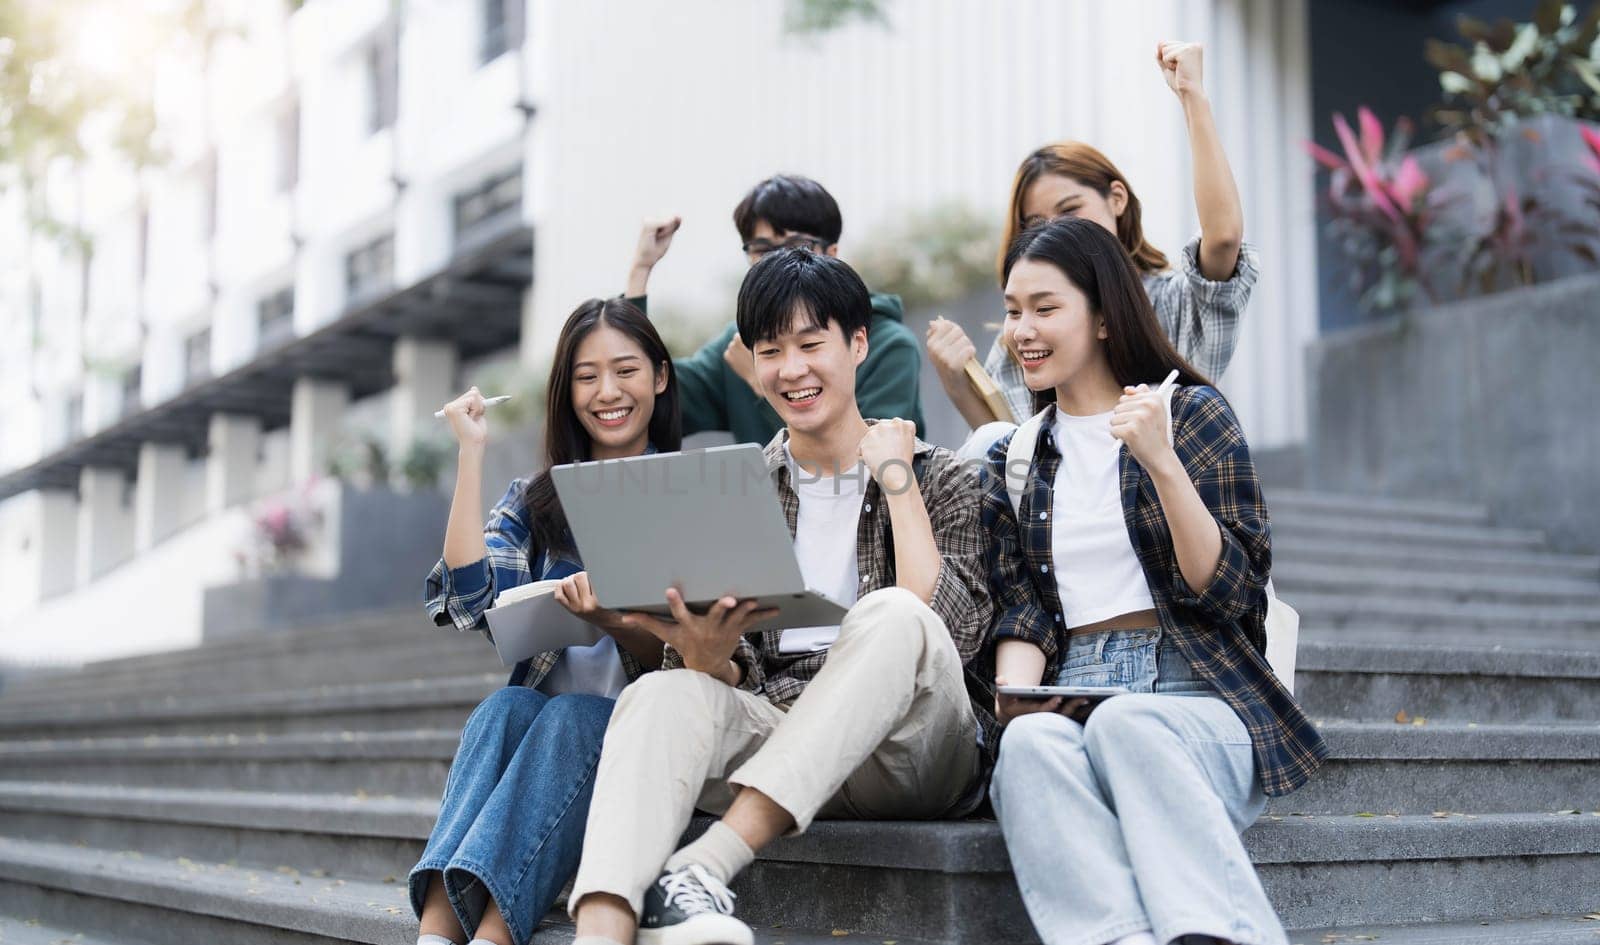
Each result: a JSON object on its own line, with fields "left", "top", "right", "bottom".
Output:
{"left": 549, "top": 444, "right": 811, "bottom": 611}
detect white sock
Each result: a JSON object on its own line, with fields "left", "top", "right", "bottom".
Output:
{"left": 1110, "top": 933, "right": 1158, "bottom": 945}
{"left": 662, "top": 820, "right": 756, "bottom": 886}
{"left": 417, "top": 936, "right": 456, "bottom": 945}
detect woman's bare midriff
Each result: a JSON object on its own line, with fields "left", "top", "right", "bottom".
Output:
{"left": 1067, "top": 609, "right": 1160, "bottom": 636}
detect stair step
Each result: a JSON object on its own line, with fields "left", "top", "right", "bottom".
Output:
{"left": 5, "top": 640, "right": 502, "bottom": 708}
{"left": 1274, "top": 537, "right": 1600, "bottom": 581}
{"left": 1296, "top": 640, "right": 1600, "bottom": 722}
{"left": 5, "top": 714, "right": 1599, "bottom": 812}
{"left": 1268, "top": 490, "right": 1491, "bottom": 525}
{"left": 1274, "top": 562, "right": 1600, "bottom": 606}
{"left": 1290, "top": 592, "right": 1600, "bottom": 633}
{"left": 0, "top": 835, "right": 413, "bottom": 945}
{"left": 1273, "top": 516, "right": 1547, "bottom": 551}
{"left": 1302, "top": 624, "right": 1600, "bottom": 652}
{"left": 10, "top": 638, "right": 1600, "bottom": 740}
{"left": 722, "top": 812, "right": 1600, "bottom": 936}
{"left": 3, "top": 810, "right": 1598, "bottom": 943}
{"left": 1288, "top": 914, "right": 1600, "bottom": 944}
{"left": 0, "top": 729, "right": 456, "bottom": 795}
{"left": 0, "top": 830, "right": 939, "bottom": 945}
{"left": 0, "top": 673, "right": 503, "bottom": 738}
{"left": 0, "top": 914, "right": 128, "bottom": 945}
{"left": 4, "top": 608, "right": 424, "bottom": 686}
{"left": 1278, "top": 720, "right": 1600, "bottom": 814}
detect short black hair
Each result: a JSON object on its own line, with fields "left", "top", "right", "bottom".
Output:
{"left": 732, "top": 175, "right": 843, "bottom": 245}
{"left": 736, "top": 248, "right": 872, "bottom": 345}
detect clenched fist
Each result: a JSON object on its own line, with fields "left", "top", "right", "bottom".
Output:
{"left": 858, "top": 418, "right": 917, "bottom": 493}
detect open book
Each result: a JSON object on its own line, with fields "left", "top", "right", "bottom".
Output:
{"left": 482, "top": 580, "right": 607, "bottom": 668}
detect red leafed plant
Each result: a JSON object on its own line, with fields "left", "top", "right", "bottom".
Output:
{"left": 1461, "top": 122, "right": 1600, "bottom": 292}
{"left": 1307, "top": 108, "right": 1446, "bottom": 313}
{"left": 241, "top": 480, "right": 325, "bottom": 575}
{"left": 1582, "top": 124, "right": 1600, "bottom": 172}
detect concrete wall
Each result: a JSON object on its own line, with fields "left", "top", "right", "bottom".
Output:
{"left": 1306, "top": 272, "right": 1600, "bottom": 553}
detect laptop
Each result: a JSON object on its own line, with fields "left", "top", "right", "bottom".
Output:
{"left": 549, "top": 443, "right": 851, "bottom": 632}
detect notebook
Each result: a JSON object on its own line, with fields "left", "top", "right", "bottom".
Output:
{"left": 482, "top": 580, "right": 607, "bottom": 667}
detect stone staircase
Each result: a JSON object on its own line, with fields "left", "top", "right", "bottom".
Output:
{"left": 1, "top": 490, "right": 1599, "bottom": 944}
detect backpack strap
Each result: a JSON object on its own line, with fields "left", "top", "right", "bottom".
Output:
{"left": 1003, "top": 409, "right": 1051, "bottom": 521}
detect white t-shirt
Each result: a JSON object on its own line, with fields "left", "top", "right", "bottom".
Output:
{"left": 537, "top": 636, "right": 629, "bottom": 699}
{"left": 779, "top": 452, "right": 866, "bottom": 654}
{"left": 1049, "top": 409, "right": 1156, "bottom": 627}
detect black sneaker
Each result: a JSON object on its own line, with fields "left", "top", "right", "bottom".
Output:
{"left": 635, "top": 863, "right": 752, "bottom": 945}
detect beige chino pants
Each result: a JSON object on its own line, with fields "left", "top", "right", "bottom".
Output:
{"left": 567, "top": 587, "right": 981, "bottom": 918}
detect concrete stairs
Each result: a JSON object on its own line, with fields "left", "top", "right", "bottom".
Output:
{"left": 0, "top": 491, "right": 1598, "bottom": 943}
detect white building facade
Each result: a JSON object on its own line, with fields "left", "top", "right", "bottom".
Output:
{"left": 0, "top": 0, "right": 1316, "bottom": 664}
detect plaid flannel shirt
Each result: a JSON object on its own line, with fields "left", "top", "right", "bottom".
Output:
{"left": 661, "top": 424, "right": 1000, "bottom": 752}
{"left": 979, "top": 387, "right": 1327, "bottom": 796}
{"left": 425, "top": 477, "right": 652, "bottom": 690}
{"left": 984, "top": 236, "right": 1261, "bottom": 422}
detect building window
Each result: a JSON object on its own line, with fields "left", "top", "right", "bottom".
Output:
{"left": 481, "top": 0, "right": 524, "bottom": 63}
{"left": 276, "top": 97, "right": 300, "bottom": 193}
{"left": 345, "top": 233, "right": 394, "bottom": 300}
{"left": 258, "top": 285, "right": 295, "bottom": 349}
{"left": 366, "top": 30, "right": 398, "bottom": 134}
{"left": 121, "top": 365, "right": 142, "bottom": 417}
{"left": 453, "top": 166, "right": 522, "bottom": 244}
{"left": 184, "top": 327, "right": 212, "bottom": 387}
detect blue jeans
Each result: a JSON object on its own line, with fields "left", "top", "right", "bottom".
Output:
{"left": 409, "top": 687, "right": 614, "bottom": 945}
{"left": 992, "top": 630, "right": 1284, "bottom": 945}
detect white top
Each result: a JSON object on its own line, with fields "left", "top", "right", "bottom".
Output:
{"left": 779, "top": 449, "right": 866, "bottom": 654}
{"left": 537, "top": 636, "right": 629, "bottom": 699}
{"left": 1049, "top": 409, "right": 1156, "bottom": 627}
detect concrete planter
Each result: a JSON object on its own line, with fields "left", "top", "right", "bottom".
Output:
{"left": 1306, "top": 272, "right": 1600, "bottom": 553}
{"left": 199, "top": 420, "right": 548, "bottom": 641}
{"left": 203, "top": 484, "right": 449, "bottom": 640}
{"left": 1408, "top": 115, "right": 1600, "bottom": 302}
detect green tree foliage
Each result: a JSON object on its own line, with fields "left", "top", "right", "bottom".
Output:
{"left": 783, "top": 0, "right": 889, "bottom": 35}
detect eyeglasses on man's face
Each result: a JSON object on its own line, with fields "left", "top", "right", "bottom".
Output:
{"left": 742, "top": 233, "right": 831, "bottom": 260}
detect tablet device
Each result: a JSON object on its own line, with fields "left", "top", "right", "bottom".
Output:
{"left": 550, "top": 444, "right": 852, "bottom": 632}
{"left": 997, "top": 685, "right": 1130, "bottom": 700}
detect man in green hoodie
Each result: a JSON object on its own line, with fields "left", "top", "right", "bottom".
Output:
{"left": 623, "top": 174, "right": 925, "bottom": 444}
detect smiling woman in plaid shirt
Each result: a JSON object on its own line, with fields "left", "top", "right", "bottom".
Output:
{"left": 927, "top": 41, "right": 1259, "bottom": 449}
{"left": 409, "top": 298, "right": 681, "bottom": 945}
{"left": 981, "top": 218, "right": 1326, "bottom": 945}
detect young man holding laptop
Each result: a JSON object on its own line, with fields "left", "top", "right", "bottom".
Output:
{"left": 566, "top": 249, "right": 995, "bottom": 945}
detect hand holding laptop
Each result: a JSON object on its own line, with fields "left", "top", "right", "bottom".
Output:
{"left": 619, "top": 588, "right": 778, "bottom": 677}
{"left": 549, "top": 444, "right": 853, "bottom": 634}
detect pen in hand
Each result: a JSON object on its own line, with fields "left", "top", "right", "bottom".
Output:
{"left": 434, "top": 395, "right": 512, "bottom": 419}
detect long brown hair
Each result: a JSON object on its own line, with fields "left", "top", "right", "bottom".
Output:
{"left": 1003, "top": 218, "right": 1207, "bottom": 415}
{"left": 522, "top": 298, "right": 682, "bottom": 555}
{"left": 999, "top": 141, "right": 1169, "bottom": 284}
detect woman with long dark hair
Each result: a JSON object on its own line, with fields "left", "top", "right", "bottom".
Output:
{"left": 409, "top": 298, "right": 681, "bottom": 945}
{"left": 927, "top": 41, "right": 1259, "bottom": 444}
{"left": 980, "top": 219, "right": 1324, "bottom": 945}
